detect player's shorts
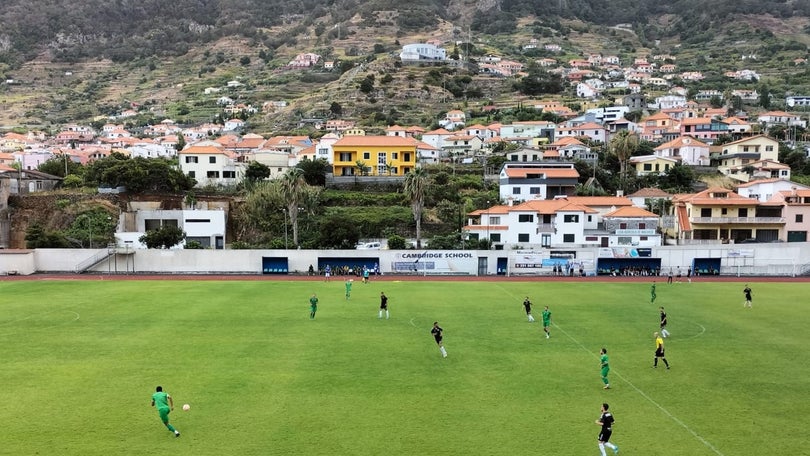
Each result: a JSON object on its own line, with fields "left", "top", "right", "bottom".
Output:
{"left": 601, "top": 367, "right": 610, "bottom": 377}
{"left": 325, "top": 272, "right": 331, "bottom": 277}
{"left": 434, "top": 336, "right": 443, "bottom": 344}
{"left": 380, "top": 304, "right": 387, "bottom": 309}
{"left": 543, "top": 320, "right": 550, "bottom": 326}
{"left": 655, "top": 348, "right": 665, "bottom": 357}
{"left": 310, "top": 306, "right": 317, "bottom": 312}
{"left": 598, "top": 429, "right": 613, "bottom": 442}
{"left": 157, "top": 407, "right": 171, "bottom": 423}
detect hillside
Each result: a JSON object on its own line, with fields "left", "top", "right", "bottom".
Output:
{"left": 0, "top": 2, "right": 809, "bottom": 131}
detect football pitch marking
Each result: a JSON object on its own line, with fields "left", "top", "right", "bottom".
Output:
{"left": 680, "top": 321, "right": 707, "bottom": 340}
{"left": 552, "top": 321, "right": 725, "bottom": 456}
{"left": 0, "top": 309, "right": 80, "bottom": 334}
{"left": 492, "top": 283, "right": 724, "bottom": 456}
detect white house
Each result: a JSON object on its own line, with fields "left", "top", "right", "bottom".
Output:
{"left": 115, "top": 209, "right": 227, "bottom": 250}
{"left": 654, "top": 136, "right": 710, "bottom": 166}
{"left": 735, "top": 178, "right": 810, "bottom": 202}
{"left": 399, "top": 43, "right": 447, "bottom": 63}
{"left": 179, "top": 142, "right": 244, "bottom": 187}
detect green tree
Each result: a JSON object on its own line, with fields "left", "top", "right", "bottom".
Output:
{"left": 317, "top": 212, "right": 360, "bottom": 248}
{"left": 175, "top": 134, "right": 186, "bottom": 151}
{"left": 25, "top": 223, "right": 71, "bottom": 248}
{"left": 139, "top": 225, "right": 186, "bottom": 249}
{"left": 245, "top": 161, "right": 271, "bottom": 183}
{"left": 296, "top": 157, "right": 331, "bottom": 186}
{"left": 38, "top": 155, "right": 83, "bottom": 178}
{"left": 83, "top": 153, "right": 195, "bottom": 193}
{"left": 403, "top": 168, "right": 428, "bottom": 248}
{"left": 281, "top": 168, "right": 306, "bottom": 247}
{"left": 387, "top": 234, "right": 407, "bottom": 249}
{"left": 609, "top": 130, "right": 639, "bottom": 183}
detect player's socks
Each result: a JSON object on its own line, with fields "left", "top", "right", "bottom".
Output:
{"left": 440, "top": 346, "right": 447, "bottom": 357}
{"left": 167, "top": 424, "right": 176, "bottom": 432}
{"left": 175, "top": 430, "right": 180, "bottom": 437}
{"left": 663, "top": 358, "right": 669, "bottom": 368}
{"left": 605, "top": 442, "right": 618, "bottom": 454}
{"left": 385, "top": 310, "right": 389, "bottom": 319}
{"left": 598, "top": 443, "right": 608, "bottom": 456}
{"left": 378, "top": 311, "right": 382, "bottom": 319}
{"left": 654, "top": 358, "right": 658, "bottom": 367}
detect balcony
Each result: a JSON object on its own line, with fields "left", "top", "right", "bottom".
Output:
{"left": 690, "top": 217, "right": 784, "bottom": 224}
{"left": 536, "top": 223, "right": 555, "bottom": 233}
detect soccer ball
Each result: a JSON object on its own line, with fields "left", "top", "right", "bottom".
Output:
{"left": 182, "top": 404, "right": 190, "bottom": 411}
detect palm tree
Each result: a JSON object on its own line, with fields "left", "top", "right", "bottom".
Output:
{"left": 403, "top": 168, "right": 428, "bottom": 248}
{"left": 281, "top": 168, "right": 305, "bottom": 246}
{"left": 609, "top": 130, "right": 639, "bottom": 182}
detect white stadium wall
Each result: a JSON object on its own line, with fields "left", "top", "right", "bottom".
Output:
{"left": 1, "top": 243, "right": 808, "bottom": 277}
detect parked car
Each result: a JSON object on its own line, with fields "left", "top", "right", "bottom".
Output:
{"left": 356, "top": 242, "right": 382, "bottom": 250}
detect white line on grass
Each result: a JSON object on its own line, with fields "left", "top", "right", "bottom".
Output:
{"left": 0, "top": 310, "right": 80, "bottom": 334}
{"left": 492, "top": 283, "right": 724, "bottom": 456}
{"left": 552, "top": 322, "right": 724, "bottom": 456}
{"left": 679, "top": 321, "right": 706, "bottom": 340}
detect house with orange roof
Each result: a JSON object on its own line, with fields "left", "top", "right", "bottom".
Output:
{"left": 421, "top": 128, "right": 454, "bottom": 150}
{"left": 542, "top": 136, "right": 596, "bottom": 161}
{"left": 439, "top": 110, "right": 466, "bottom": 130}
{"left": 462, "top": 124, "right": 498, "bottom": 139}
{"left": 668, "top": 186, "right": 784, "bottom": 243}
{"left": 654, "top": 136, "right": 710, "bottom": 166}
{"left": 442, "top": 134, "right": 483, "bottom": 159}
{"left": 414, "top": 140, "right": 441, "bottom": 165}
{"left": 263, "top": 136, "right": 313, "bottom": 156}
{"left": 723, "top": 116, "right": 751, "bottom": 134}
{"left": 772, "top": 188, "right": 810, "bottom": 242}
{"left": 679, "top": 117, "right": 729, "bottom": 143}
{"left": 313, "top": 133, "right": 341, "bottom": 164}
{"left": 724, "top": 159, "right": 791, "bottom": 183}
{"left": 331, "top": 135, "right": 418, "bottom": 176}
{"left": 223, "top": 119, "right": 246, "bottom": 132}
{"left": 463, "top": 195, "right": 642, "bottom": 251}
{"left": 498, "top": 162, "right": 579, "bottom": 202}
{"left": 178, "top": 142, "right": 244, "bottom": 187}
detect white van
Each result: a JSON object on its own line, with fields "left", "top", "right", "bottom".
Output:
{"left": 356, "top": 242, "right": 382, "bottom": 250}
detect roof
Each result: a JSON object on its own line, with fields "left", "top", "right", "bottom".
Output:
{"left": 332, "top": 136, "right": 419, "bottom": 147}
{"left": 603, "top": 206, "right": 659, "bottom": 218}
{"left": 503, "top": 168, "right": 580, "bottom": 179}
{"left": 627, "top": 187, "right": 672, "bottom": 198}
{"left": 655, "top": 136, "right": 708, "bottom": 150}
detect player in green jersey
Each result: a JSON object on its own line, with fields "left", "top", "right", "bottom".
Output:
{"left": 599, "top": 348, "right": 610, "bottom": 389}
{"left": 309, "top": 293, "right": 318, "bottom": 319}
{"left": 345, "top": 279, "right": 353, "bottom": 300}
{"left": 542, "top": 306, "right": 552, "bottom": 339}
{"left": 650, "top": 281, "right": 657, "bottom": 303}
{"left": 151, "top": 386, "right": 180, "bottom": 437}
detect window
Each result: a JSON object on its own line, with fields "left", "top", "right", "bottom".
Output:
{"left": 701, "top": 208, "right": 712, "bottom": 217}
{"left": 765, "top": 145, "right": 773, "bottom": 152}
{"left": 392, "top": 153, "right": 398, "bottom": 160}
{"left": 403, "top": 153, "right": 411, "bottom": 162}
{"left": 563, "top": 234, "right": 575, "bottom": 243}
{"left": 207, "top": 171, "right": 220, "bottom": 178}
{"left": 188, "top": 171, "right": 195, "bottom": 178}
{"left": 490, "top": 216, "right": 500, "bottom": 225}
{"left": 518, "top": 214, "right": 534, "bottom": 223}
{"left": 510, "top": 155, "right": 518, "bottom": 161}
{"left": 223, "top": 171, "right": 236, "bottom": 179}
{"left": 490, "top": 233, "right": 501, "bottom": 242}
{"left": 513, "top": 187, "right": 522, "bottom": 194}
{"left": 619, "top": 223, "right": 627, "bottom": 229}
{"left": 563, "top": 214, "right": 579, "bottom": 223}
{"left": 721, "top": 208, "right": 727, "bottom": 215}
{"left": 643, "top": 163, "right": 652, "bottom": 171}
{"left": 518, "top": 233, "right": 530, "bottom": 242}
{"left": 340, "top": 153, "right": 352, "bottom": 162}
{"left": 209, "top": 156, "right": 216, "bottom": 164}
{"left": 363, "top": 152, "right": 370, "bottom": 160}
{"left": 639, "top": 223, "right": 646, "bottom": 229}
{"left": 738, "top": 208, "right": 748, "bottom": 217}
{"left": 185, "top": 156, "right": 198, "bottom": 164}
{"left": 530, "top": 187, "right": 540, "bottom": 195}
{"left": 797, "top": 214, "right": 804, "bottom": 223}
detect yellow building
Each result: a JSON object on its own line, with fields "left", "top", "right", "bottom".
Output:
{"left": 670, "top": 186, "right": 784, "bottom": 243}
{"left": 331, "top": 135, "right": 418, "bottom": 176}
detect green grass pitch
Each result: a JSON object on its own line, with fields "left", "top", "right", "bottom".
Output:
{"left": 0, "top": 278, "right": 806, "bottom": 455}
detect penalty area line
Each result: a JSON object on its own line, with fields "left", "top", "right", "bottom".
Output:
{"left": 552, "top": 321, "right": 725, "bottom": 456}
